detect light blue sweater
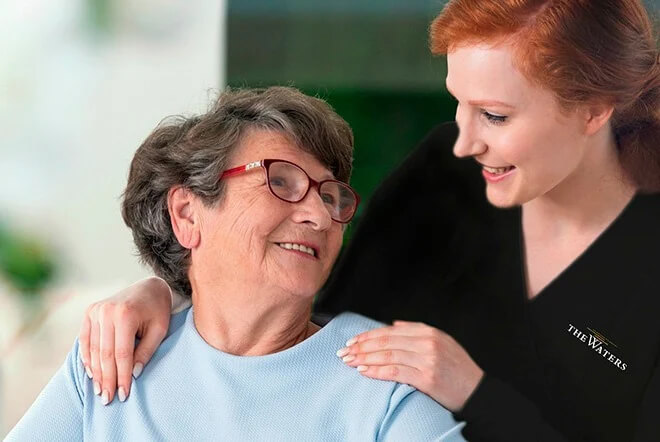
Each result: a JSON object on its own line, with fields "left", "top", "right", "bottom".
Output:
{"left": 7, "top": 309, "right": 465, "bottom": 441}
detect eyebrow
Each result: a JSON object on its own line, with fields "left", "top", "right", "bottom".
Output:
{"left": 445, "top": 83, "right": 515, "bottom": 109}
{"left": 468, "top": 99, "right": 515, "bottom": 109}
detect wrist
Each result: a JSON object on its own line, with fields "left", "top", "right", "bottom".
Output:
{"left": 455, "top": 369, "right": 485, "bottom": 413}
{"left": 144, "top": 276, "right": 173, "bottom": 307}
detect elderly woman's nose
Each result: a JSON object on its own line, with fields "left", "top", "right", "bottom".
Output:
{"left": 291, "top": 189, "right": 333, "bottom": 230}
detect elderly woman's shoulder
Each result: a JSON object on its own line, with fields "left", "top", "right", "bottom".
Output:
{"left": 333, "top": 311, "right": 385, "bottom": 329}
{"left": 320, "top": 312, "right": 386, "bottom": 343}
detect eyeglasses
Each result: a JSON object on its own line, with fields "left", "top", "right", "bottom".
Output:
{"left": 220, "top": 159, "right": 360, "bottom": 223}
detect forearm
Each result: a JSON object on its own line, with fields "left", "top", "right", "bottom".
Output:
{"left": 455, "top": 374, "right": 569, "bottom": 442}
{"left": 631, "top": 356, "right": 660, "bottom": 441}
{"left": 150, "top": 276, "right": 191, "bottom": 314}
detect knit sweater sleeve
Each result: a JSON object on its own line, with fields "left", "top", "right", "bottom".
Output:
{"left": 378, "top": 385, "right": 466, "bottom": 441}
{"left": 5, "top": 340, "right": 86, "bottom": 441}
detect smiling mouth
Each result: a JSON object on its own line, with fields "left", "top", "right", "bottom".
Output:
{"left": 276, "top": 242, "right": 317, "bottom": 258}
{"left": 482, "top": 165, "right": 515, "bottom": 174}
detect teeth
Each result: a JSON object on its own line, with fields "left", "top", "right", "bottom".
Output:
{"left": 483, "top": 165, "right": 513, "bottom": 174}
{"left": 277, "top": 243, "right": 316, "bottom": 257}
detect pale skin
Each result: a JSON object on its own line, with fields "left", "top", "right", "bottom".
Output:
{"left": 81, "top": 42, "right": 636, "bottom": 411}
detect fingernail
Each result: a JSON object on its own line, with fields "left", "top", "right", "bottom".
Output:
{"left": 336, "top": 347, "right": 350, "bottom": 357}
{"left": 346, "top": 337, "right": 357, "bottom": 346}
{"left": 118, "top": 387, "right": 127, "bottom": 402}
{"left": 101, "top": 390, "right": 109, "bottom": 406}
{"left": 357, "top": 365, "right": 368, "bottom": 372}
{"left": 342, "top": 355, "right": 356, "bottom": 363}
{"left": 93, "top": 381, "right": 101, "bottom": 396}
{"left": 132, "top": 362, "right": 144, "bottom": 378}
{"left": 85, "top": 366, "right": 93, "bottom": 379}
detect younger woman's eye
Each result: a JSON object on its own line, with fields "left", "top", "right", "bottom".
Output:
{"left": 481, "top": 110, "right": 507, "bottom": 125}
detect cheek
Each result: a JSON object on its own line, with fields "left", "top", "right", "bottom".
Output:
{"left": 202, "top": 216, "right": 273, "bottom": 267}
{"left": 522, "top": 130, "right": 576, "bottom": 173}
{"left": 325, "top": 229, "right": 343, "bottom": 265}
{"left": 491, "top": 123, "right": 557, "bottom": 170}
{"left": 490, "top": 128, "right": 532, "bottom": 164}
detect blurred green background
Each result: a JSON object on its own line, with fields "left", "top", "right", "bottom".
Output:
{"left": 226, "top": 0, "right": 458, "bottom": 233}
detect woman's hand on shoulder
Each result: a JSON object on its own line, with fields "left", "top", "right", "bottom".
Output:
{"left": 337, "top": 321, "right": 484, "bottom": 412}
{"left": 78, "top": 276, "right": 173, "bottom": 405}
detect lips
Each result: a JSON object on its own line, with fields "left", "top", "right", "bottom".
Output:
{"left": 482, "top": 165, "right": 515, "bottom": 174}
{"left": 275, "top": 242, "right": 319, "bottom": 258}
{"left": 481, "top": 165, "right": 517, "bottom": 183}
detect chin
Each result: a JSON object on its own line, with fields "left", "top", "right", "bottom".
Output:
{"left": 485, "top": 187, "right": 520, "bottom": 208}
{"left": 286, "top": 282, "right": 323, "bottom": 300}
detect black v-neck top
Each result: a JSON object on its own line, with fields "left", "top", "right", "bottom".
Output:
{"left": 315, "top": 122, "right": 660, "bottom": 441}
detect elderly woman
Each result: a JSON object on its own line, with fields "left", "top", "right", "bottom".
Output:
{"left": 7, "top": 87, "right": 465, "bottom": 441}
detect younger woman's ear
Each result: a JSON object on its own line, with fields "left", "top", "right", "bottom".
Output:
{"left": 167, "top": 186, "right": 201, "bottom": 249}
{"left": 583, "top": 102, "right": 615, "bottom": 136}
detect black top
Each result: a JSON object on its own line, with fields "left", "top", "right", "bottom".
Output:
{"left": 315, "top": 122, "right": 660, "bottom": 442}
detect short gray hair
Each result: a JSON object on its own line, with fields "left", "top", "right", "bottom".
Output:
{"left": 121, "top": 87, "right": 354, "bottom": 298}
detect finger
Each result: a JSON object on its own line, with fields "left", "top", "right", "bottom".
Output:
{"left": 99, "top": 306, "right": 117, "bottom": 406}
{"left": 114, "top": 315, "right": 138, "bottom": 402}
{"left": 78, "top": 310, "right": 93, "bottom": 379}
{"left": 392, "top": 320, "right": 429, "bottom": 330}
{"left": 341, "top": 349, "right": 425, "bottom": 369}
{"left": 132, "top": 321, "right": 168, "bottom": 379}
{"left": 346, "top": 322, "right": 429, "bottom": 346}
{"left": 354, "top": 364, "right": 422, "bottom": 388}
{"left": 346, "top": 335, "right": 431, "bottom": 356}
{"left": 89, "top": 314, "right": 102, "bottom": 397}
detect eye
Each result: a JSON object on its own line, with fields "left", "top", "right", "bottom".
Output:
{"left": 481, "top": 110, "right": 507, "bottom": 125}
{"left": 321, "top": 193, "right": 337, "bottom": 205}
{"left": 269, "top": 176, "right": 287, "bottom": 187}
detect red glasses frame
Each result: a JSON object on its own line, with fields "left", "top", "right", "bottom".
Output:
{"left": 220, "top": 159, "right": 360, "bottom": 223}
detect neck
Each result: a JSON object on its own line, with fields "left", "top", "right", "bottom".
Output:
{"left": 189, "top": 273, "right": 320, "bottom": 356}
{"left": 522, "top": 130, "right": 635, "bottom": 237}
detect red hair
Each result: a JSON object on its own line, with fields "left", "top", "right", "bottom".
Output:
{"left": 430, "top": 0, "right": 660, "bottom": 191}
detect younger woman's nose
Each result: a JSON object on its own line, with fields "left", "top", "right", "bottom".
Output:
{"left": 452, "top": 121, "right": 487, "bottom": 158}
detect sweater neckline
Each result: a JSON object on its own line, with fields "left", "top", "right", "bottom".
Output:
{"left": 183, "top": 307, "right": 346, "bottom": 364}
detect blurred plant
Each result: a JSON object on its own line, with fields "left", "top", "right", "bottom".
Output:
{"left": 86, "top": 0, "right": 113, "bottom": 36}
{"left": 0, "top": 222, "right": 56, "bottom": 298}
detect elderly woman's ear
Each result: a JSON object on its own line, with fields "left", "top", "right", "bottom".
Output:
{"left": 167, "top": 186, "right": 201, "bottom": 249}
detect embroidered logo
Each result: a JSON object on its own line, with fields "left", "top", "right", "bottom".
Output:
{"left": 567, "top": 323, "right": 627, "bottom": 371}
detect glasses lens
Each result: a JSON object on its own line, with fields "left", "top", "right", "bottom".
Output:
{"left": 319, "top": 181, "right": 357, "bottom": 222}
{"left": 268, "top": 161, "right": 308, "bottom": 202}
{"left": 268, "top": 160, "right": 357, "bottom": 223}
